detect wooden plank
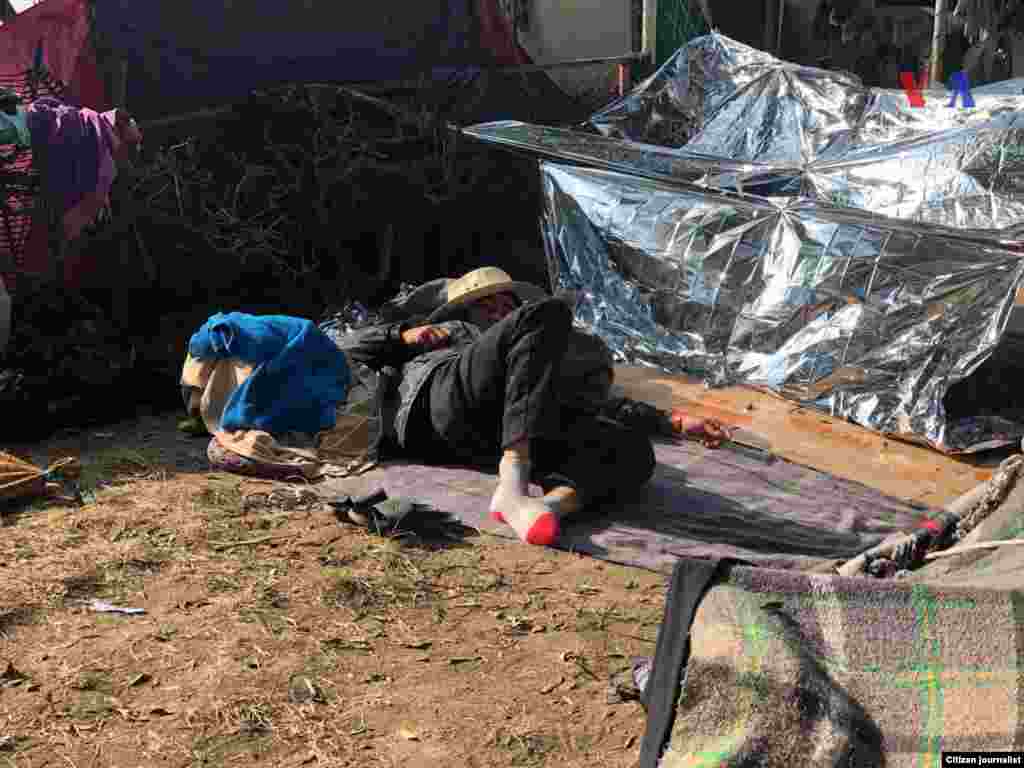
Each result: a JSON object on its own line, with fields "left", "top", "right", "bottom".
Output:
{"left": 642, "top": 0, "right": 657, "bottom": 61}
{"left": 348, "top": 53, "right": 650, "bottom": 94}
{"left": 614, "top": 365, "right": 1000, "bottom": 509}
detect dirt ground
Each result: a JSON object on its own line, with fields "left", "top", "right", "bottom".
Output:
{"left": 0, "top": 412, "right": 664, "bottom": 767}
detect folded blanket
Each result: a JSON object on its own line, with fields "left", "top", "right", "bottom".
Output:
{"left": 188, "top": 313, "right": 350, "bottom": 436}
{"left": 181, "top": 355, "right": 322, "bottom": 479}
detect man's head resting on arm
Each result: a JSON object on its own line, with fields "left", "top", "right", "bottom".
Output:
{"left": 403, "top": 266, "right": 733, "bottom": 448}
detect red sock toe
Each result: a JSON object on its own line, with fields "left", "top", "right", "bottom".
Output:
{"left": 525, "top": 512, "right": 559, "bottom": 546}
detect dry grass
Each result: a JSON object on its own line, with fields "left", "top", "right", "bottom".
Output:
{"left": 0, "top": 413, "right": 665, "bottom": 767}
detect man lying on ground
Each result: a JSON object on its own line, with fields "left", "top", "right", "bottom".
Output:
{"left": 343, "top": 267, "right": 732, "bottom": 546}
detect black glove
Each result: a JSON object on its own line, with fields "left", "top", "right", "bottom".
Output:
{"left": 328, "top": 488, "right": 470, "bottom": 540}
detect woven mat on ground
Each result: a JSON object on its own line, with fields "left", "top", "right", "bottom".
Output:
{"left": 317, "top": 439, "right": 932, "bottom": 572}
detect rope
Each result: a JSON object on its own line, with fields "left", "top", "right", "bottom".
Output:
{"left": 41, "top": 456, "right": 79, "bottom": 480}
{"left": 0, "top": 453, "right": 78, "bottom": 496}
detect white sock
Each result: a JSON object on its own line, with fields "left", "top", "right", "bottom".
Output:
{"left": 489, "top": 456, "right": 560, "bottom": 546}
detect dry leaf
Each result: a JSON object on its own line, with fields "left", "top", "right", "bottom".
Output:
{"left": 540, "top": 676, "right": 564, "bottom": 694}
{"left": 289, "top": 676, "right": 323, "bottom": 704}
{"left": 448, "top": 656, "right": 482, "bottom": 666}
{"left": 0, "top": 663, "right": 26, "bottom": 688}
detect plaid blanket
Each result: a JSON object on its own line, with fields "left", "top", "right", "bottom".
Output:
{"left": 639, "top": 453, "right": 1024, "bottom": 768}
{"left": 647, "top": 556, "right": 1024, "bottom": 768}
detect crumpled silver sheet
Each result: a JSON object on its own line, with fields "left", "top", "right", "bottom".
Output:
{"left": 541, "top": 162, "right": 1024, "bottom": 453}
{"left": 583, "top": 32, "right": 1024, "bottom": 233}
{"left": 468, "top": 108, "right": 1024, "bottom": 234}
{"left": 589, "top": 32, "right": 869, "bottom": 165}
{"left": 809, "top": 90, "right": 1024, "bottom": 233}
{"left": 463, "top": 35, "right": 1024, "bottom": 451}
{"left": 462, "top": 120, "right": 784, "bottom": 189}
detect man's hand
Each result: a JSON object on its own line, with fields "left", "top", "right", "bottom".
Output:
{"left": 670, "top": 409, "right": 734, "bottom": 448}
{"left": 401, "top": 325, "right": 451, "bottom": 351}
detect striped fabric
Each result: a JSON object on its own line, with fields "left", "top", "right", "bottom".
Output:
{"left": 0, "top": 66, "right": 66, "bottom": 291}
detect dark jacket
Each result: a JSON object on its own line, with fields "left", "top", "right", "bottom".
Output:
{"left": 331, "top": 313, "right": 673, "bottom": 461}
{"left": 340, "top": 318, "right": 482, "bottom": 451}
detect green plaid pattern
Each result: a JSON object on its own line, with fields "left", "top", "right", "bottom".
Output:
{"left": 659, "top": 569, "right": 1022, "bottom": 767}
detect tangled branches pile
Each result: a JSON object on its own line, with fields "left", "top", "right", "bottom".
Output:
{"left": 113, "top": 83, "right": 496, "bottom": 297}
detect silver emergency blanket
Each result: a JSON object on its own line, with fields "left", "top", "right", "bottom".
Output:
{"left": 541, "top": 162, "right": 1024, "bottom": 453}
{"left": 468, "top": 109, "right": 1024, "bottom": 235}
{"left": 809, "top": 93, "right": 1024, "bottom": 233}
{"left": 463, "top": 121, "right": 802, "bottom": 198}
{"left": 463, "top": 32, "right": 1024, "bottom": 452}
{"left": 587, "top": 31, "right": 1024, "bottom": 233}
{"left": 588, "top": 33, "right": 869, "bottom": 163}
{"left": 462, "top": 121, "right": 788, "bottom": 190}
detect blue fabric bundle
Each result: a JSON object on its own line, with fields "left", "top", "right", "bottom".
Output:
{"left": 188, "top": 312, "right": 350, "bottom": 435}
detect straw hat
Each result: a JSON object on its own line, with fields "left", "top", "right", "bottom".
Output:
{"left": 427, "top": 267, "right": 547, "bottom": 323}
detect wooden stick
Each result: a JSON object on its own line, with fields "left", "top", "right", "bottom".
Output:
{"left": 925, "top": 539, "right": 1024, "bottom": 561}
{"left": 929, "top": 0, "right": 947, "bottom": 86}
{"left": 115, "top": 59, "right": 128, "bottom": 110}
{"left": 695, "top": 0, "right": 714, "bottom": 29}
{"left": 141, "top": 50, "right": 650, "bottom": 130}
{"left": 480, "top": 51, "right": 648, "bottom": 73}
{"left": 643, "top": 0, "right": 658, "bottom": 63}
{"left": 837, "top": 480, "right": 989, "bottom": 577}
{"left": 776, "top": 0, "right": 785, "bottom": 55}
{"left": 763, "top": 0, "right": 776, "bottom": 53}
{"left": 211, "top": 534, "right": 290, "bottom": 551}
{"left": 140, "top": 104, "right": 235, "bottom": 132}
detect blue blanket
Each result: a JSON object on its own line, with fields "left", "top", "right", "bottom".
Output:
{"left": 188, "top": 312, "right": 350, "bottom": 435}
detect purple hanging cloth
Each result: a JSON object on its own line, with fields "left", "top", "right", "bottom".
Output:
{"left": 25, "top": 97, "right": 141, "bottom": 239}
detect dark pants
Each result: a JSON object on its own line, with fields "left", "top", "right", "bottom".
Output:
{"left": 405, "top": 298, "right": 656, "bottom": 506}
